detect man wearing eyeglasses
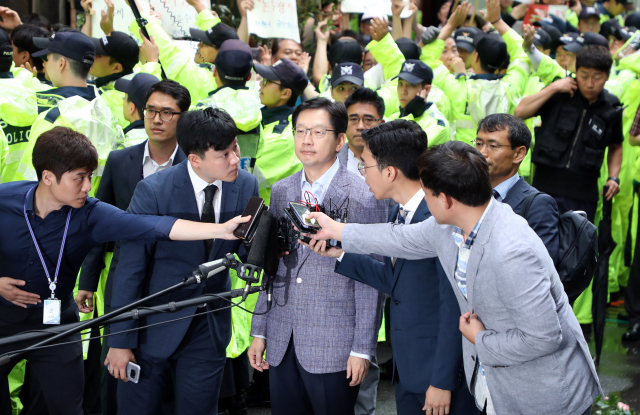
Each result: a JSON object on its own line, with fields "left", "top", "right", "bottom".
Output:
{"left": 475, "top": 114, "right": 559, "bottom": 262}
{"left": 76, "top": 79, "right": 190, "bottom": 415}
{"left": 340, "top": 88, "right": 385, "bottom": 179}
{"left": 248, "top": 98, "right": 387, "bottom": 415}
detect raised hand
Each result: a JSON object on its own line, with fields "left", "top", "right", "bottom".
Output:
{"left": 100, "top": 0, "right": 115, "bottom": 35}
{"left": 370, "top": 16, "right": 390, "bottom": 42}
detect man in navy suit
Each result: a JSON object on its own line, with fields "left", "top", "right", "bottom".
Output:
{"left": 107, "top": 107, "right": 259, "bottom": 415}
{"left": 304, "top": 120, "right": 478, "bottom": 415}
{"left": 76, "top": 79, "right": 190, "bottom": 415}
{"left": 474, "top": 114, "right": 560, "bottom": 262}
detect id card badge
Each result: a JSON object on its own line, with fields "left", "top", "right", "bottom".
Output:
{"left": 43, "top": 298, "right": 61, "bottom": 325}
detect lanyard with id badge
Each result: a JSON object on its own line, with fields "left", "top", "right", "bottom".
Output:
{"left": 23, "top": 187, "right": 72, "bottom": 325}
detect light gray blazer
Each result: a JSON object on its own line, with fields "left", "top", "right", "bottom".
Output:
{"left": 251, "top": 164, "right": 387, "bottom": 374}
{"left": 342, "top": 199, "right": 601, "bottom": 415}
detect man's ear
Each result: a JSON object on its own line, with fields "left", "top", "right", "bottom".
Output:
{"left": 113, "top": 62, "right": 123, "bottom": 74}
{"left": 513, "top": 145, "right": 527, "bottom": 165}
{"left": 41, "top": 170, "right": 55, "bottom": 186}
{"left": 335, "top": 132, "right": 346, "bottom": 152}
{"left": 188, "top": 153, "right": 202, "bottom": 168}
{"left": 281, "top": 88, "right": 293, "bottom": 100}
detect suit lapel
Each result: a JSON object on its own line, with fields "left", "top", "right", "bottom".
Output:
{"left": 173, "top": 160, "right": 201, "bottom": 219}
{"left": 501, "top": 177, "right": 528, "bottom": 212}
{"left": 126, "top": 141, "right": 146, "bottom": 196}
{"left": 209, "top": 178, "right": 240, "bottom": 261}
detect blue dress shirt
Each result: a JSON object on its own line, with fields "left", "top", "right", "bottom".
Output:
{"left": 0, "top": 181, "right": 177, "bottom": 308}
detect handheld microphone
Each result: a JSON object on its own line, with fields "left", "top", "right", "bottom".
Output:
{"left": 240, "top": 210, "right": 273, "bottom": 300}
{"left": 192, "top": 254, "right": 239, "bottom": 284}
{"left": 264, "top": 212, "right": 280, "bottom": 311}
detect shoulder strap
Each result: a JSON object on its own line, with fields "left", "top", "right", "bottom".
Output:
{"left": 44, "top": 107, "right": 61, "bottom": 123}
{"left": 519, "top": 191, "right": 541, "bottom": 220}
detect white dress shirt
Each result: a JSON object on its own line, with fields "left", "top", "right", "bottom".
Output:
{"left": 142, "top": 141, "right": 179, "bottom": 179}
{"left": 346, "top": 148, "right": 365, "bottom": 181}
{"left": 187, "top": 161, "right": 222, "bottom": 222}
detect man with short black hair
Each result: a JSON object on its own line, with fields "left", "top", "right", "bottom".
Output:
{"left": 14, "top": 31, "right": 122, "bottom": 191}
{"left": 475, "top": 113, "right": 560, "bottom": 261}
{"left": 515, "top": 45, "right": 623, "bottom": 223}
{"left": 76, "top": 79, "right": 188, "bottom": 415}
{"left": 0, "top": 126, "right": 251, "bottom": 415}
{"left": 341, "top": 88, "right": 385, "bottom": 177}
{"left": 107, "top": 107, "right": 259, "bottom": 415}
{"left": 248, "top": 98, "right": 387, "bottom": 415}
{"left": 10, "top": 24, "right": 50, "bottom": 85}
{"left": 302, "top": 140, "right": 601, "bottom": 415}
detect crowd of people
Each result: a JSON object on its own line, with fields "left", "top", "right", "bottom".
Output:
{"left": 0, "top": 0, "right": 640, "bottom": 414}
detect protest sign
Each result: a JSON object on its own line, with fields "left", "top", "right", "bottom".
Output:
{"left": 247, "top": 0, "right": 300, "bottom": 43}
{"left": 523, "top": 4, "right": 568, "bottom": 25}
{"left": 340, "top": 0, "right": 413, "bottom": 19}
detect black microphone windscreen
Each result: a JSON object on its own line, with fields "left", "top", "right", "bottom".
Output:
{"left": 246, "top": 210, "right": 272, "bottom": 267}
{"left": 264, "top": 211, "right": 280, "bottom": 276}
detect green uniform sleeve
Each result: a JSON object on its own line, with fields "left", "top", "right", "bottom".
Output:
{"left": 377, "top": 81, "right": 400, "bottom": 118}
{"left": 100, "top": 88, "right": 128, "bottom": 129}
{"left": 195, "top": 9, "right": 220, "bottom": 30}
{"left": 566, "top": 10, "right": 578, "bottom": 27}
{"left": 16, "top": 113, "right": 52, "bottom": 182}
{"left": 134, "top": 62, "right": 163, "bottom": 79}
{"left": 535, "top": 53, "right": 566, "bottom": 86}
{"left": 368, "top": 33, "right": 405, "bottom": 81}
{"left": 129, "top": 13, "right": 217, "bottom": 102}
{"left": 501, "top": 28, "right": 530, "bottom": 97}
{"left": 420, "top": 39, "right": 445, "bottom": 70}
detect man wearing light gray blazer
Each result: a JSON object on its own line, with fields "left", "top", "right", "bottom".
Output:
{"left": 249, "top": 98, "right": 387, "bottom": 415}
{"left": 303, "top": 141, "right": 601, "bottom": 415}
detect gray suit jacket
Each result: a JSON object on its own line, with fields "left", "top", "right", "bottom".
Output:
{"left": 251, "top": 164, "right": 386, "bottom": 374}
{"left": 342, "top": 200, "right": 601, "bottom": 415}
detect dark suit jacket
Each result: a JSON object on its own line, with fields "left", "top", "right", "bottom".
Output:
{"left": 108, "top": 160, "right": 259, "bottom": 359}
{"left": 502, "top": 176, "right": 560, "bottom": 263}
{"left": 78, "top": 141, "right": 186, "bottom": 307}
{"left": 335, "top": 200, "right": 464, "bottom": 395}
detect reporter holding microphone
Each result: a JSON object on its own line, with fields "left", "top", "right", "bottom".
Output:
{"left": 302, "top": 141, "right": 601, "bottom": 415}
{"left": 0, "top": 127, "right": 250, "bottom": 415}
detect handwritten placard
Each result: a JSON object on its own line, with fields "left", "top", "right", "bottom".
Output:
{"left": 247, "top": 0, "right": 301, "bottom": 43}
{"left": 340, "top": 0, "right": 413, "bottom": 19}
{"left": 90, "top": 0, "right": 210, "bottom": 39}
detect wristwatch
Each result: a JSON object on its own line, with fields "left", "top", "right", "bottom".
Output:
{"left": 608, "top": 176, "right": 620, "bottom": 185}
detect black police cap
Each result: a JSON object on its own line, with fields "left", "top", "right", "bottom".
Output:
{"left": 214, "top": 39, "right": 253, "bottom": 81}
{"left": 329, "top": 40, "right": 363, "bottom": 66}
{"left": 393, "top": 59, "right": 433, "bottom": 85}
{"left": 115, "top": 73, "right": 160, "bottom": 112}
{"left": 33, "top": 32, "right": 95, "bottom": 65}
{"left": 254, "top": 58, "right": 309, "bottom": 97}
{"left": 331, "top": 62, "right": 364, "bottom": 87}
{"left": 91, "top": 31, "right": 139, "bottom": 70}
{"left": 190, "top": 23, "right": 239, "bottom": 48}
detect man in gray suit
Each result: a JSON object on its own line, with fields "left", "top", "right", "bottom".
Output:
{"left": 302, "top": 141, "right": 601, "bottom": 415}
{"left": 248, "top": 98, "right": 387, "bottom": 415}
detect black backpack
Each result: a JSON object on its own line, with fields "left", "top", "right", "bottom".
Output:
{"left": 519, "top": 191, "right": 598, "bottom": 304}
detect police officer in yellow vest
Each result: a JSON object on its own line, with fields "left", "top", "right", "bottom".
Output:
{"left": 114, "top": 72, "right": 160, "bottom": 148}
{"left": 253, "top": 58, "right": 307, "bottom": 205}
{"left": 89, "top": 32, "right": 140, "bottom": 129}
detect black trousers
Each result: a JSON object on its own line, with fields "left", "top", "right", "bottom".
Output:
{"left": 0, "top": 301, "right": 84, "bottom": 415}
{"left": 116, "top": 314, "right": 225, "bottom": 415}
{"left": 269, "top": 337, "right": 360, "bottom": 415}
{"left": 550, "top": 194, "right": 597, "bottom": 224}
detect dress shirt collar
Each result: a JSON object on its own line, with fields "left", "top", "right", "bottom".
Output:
{"left": 143, "top": 141, "right": 179, "bottom": 167}
{"left": 187, "top": 160, "right": 222, "bottom": 194}
{"left": 452, "top": 198, "right": 494, "bottom": 249}
{"left": 400, "top": 188, "right": 425, "bottom": 215}
{"left": 300, "top": 157, "right": 341, "bottom": 192}
{"left": 493, "top": 173, "right": 520, "bottom": 202}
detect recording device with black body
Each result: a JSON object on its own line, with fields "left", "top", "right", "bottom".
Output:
{"left": 279, "top": 199, "right": 348, "bottom": 250}
{"left": 233, "top": 196, "right": 266, "bottom": 241}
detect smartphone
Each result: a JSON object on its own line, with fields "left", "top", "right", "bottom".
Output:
{"left": 107, "top": 362, "right": 141, "bottom": 384}
{"left": 233, "top": 196, "right": 265, "bottom": 240}
{"left": 290, "top": 202, "right": 322, "bottom": 230}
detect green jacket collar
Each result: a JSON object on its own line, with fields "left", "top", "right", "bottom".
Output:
{"left": 94, "top": 70, "right": 132, "bottom": 88}
{"left": 261, "top": 105, "right": 294, "bottom": 126}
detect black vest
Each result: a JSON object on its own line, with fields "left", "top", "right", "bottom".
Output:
{"left": 533, "top": 89, "right": 622, "bottom": 174}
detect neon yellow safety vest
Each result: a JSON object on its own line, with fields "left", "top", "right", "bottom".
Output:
{"left": 0, "top": 76, "right": 38, "bottom": 183}
{"left": 16, "top": 88, "right": 122, "bottom": 196}
{"left": 388, "top": 102, "right": 450, "bottom": 147}
{"left": 194, "top": 86, "right": 264, "bottom": 174}
{"left": 130, "top": 11, "right": 220, "bottom": 103}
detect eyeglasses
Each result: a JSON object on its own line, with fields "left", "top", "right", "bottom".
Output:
{"left": 472, "top": 139, "right": 511, "bottom": 152}
{"left": 357, "top": 162, "right": 378, "bottom": 176}
{"left": 294, "top": 127, "right": 336, "bottom": 139}
{"left": 262, "top": 78, "right": 282, "bottom": 87}
{"left": 143, "top": 108, "right": 182, "bottom": 122}
{"left": 348, "top": 116, "right": 382, "bottom": 127}
{"left": 281, "top": 48, "right": 304, "bottom": 56}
